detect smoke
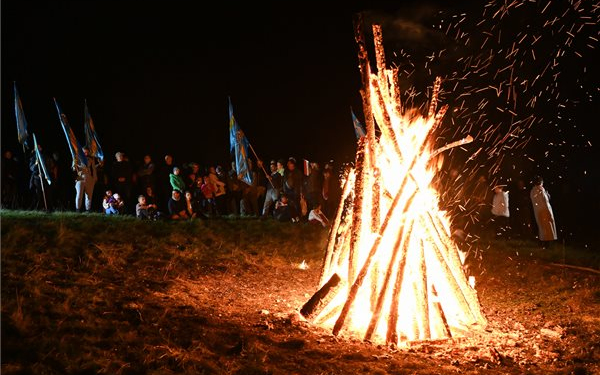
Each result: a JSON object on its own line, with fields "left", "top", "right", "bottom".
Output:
{"left": 362, "top": 3, "right": 451, "bottom": 49}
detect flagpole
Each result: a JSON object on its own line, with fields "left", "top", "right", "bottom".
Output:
{"left": 35, "top": 150, "right": 49, "bottom": 211}
{"left": 247, "top": 142, "right": 275, "bottom": 190}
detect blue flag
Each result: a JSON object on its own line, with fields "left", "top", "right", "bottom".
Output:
{"left": 228, "top": 97, "right": 253, "bottom": 185}
{"left": 351, "top": 107, "right": 366, "bottom": 139}
{"left": 32, "top": 133, "right": 52, "bottom": 185}
{"left": 14, "top": 82, "right": 30, "bottom": 149}
{"left": 84, "top": 100, "right": 104, "bottom": 162}
{"left": 54, "top": 98, "right": 87, "bottom": 168}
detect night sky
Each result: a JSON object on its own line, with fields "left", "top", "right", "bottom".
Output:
{"left": 2, "top": 1, "right": 381, "bottom": 165}
{"left": 2, "top": 1, "right": 599, "bottom": 240}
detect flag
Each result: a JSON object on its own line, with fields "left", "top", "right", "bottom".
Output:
{"left": 228, "top": 97, "right": 253, "bottom": 185}
{"left": 14, "top": 82, "right": 30, "bottom": 149}
{"left": 54, "top": 98, "right": 87, "bottom": 168}
{"left": 32, "top": 133, "right": 52, "bottom": 185}
{"left": 84, "top": 99, "right": 104, "bottom": 162}
{"left": 351, "top": 107, "right": 366, "bottom": 139}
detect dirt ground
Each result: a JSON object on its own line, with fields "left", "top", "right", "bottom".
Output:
{"left": 1, "top": 214, "right": 599, "bottom": 375}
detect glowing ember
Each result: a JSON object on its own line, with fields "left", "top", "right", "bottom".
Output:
{"left": 302, "top": 22, "right": 487, "bottom": 345}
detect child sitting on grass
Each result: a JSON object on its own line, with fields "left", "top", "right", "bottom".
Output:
{"left": 103, "top": 191, "right": 124, "bottom": 215}
{"left": 274, "top": 194, "right": 292, "bottom": 222}
{"left": 136, "top": 195, "right": 158, "bottom": 220}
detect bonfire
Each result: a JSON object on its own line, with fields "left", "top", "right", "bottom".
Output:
{"left": 301, "top": 20, "right": 487, "bottom": 345}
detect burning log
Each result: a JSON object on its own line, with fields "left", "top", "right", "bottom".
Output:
{"left": 301, "top": 273, "right": 345, "bottom": 320}
{"left": 304, "top": 20, "right": 487, "bottom": 346}
{"left": 320, "top": 170, "right": 355, "bottom": 285}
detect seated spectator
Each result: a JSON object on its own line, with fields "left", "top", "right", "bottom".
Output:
{"left": 136, "top": 194, "right": 158, "bottom": 220}
{"left": 168, "top": 189, "right": 188, "bottom": 220}
{"left": 112, "top": 193, "right": 125, "bottom": 214}
{"left": 308, "top": 203, "right": 329, "bottom": 227}
{"left": 103, "top": 190, "right": 124, "bottom": 215}
{"left": 145, "top": 186, "right": 160, "bottom": 210}
{"left": 274, "top": 194, "right": 292, "bottom": 222}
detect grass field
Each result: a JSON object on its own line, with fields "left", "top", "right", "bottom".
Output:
{"left": 1, "top": 210, "right": 599, "bottom": 374}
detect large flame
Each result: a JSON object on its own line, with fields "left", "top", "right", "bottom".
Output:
{"left": 303, "top": 24, "right": 486, "bottom": 345}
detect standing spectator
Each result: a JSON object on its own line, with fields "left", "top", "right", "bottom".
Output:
{"left": 91, "top": 155, "right": 107, "bottom": 213}
{"left": 261, "top": 160, "right": 284, "bottom": 218}
{"left": 111, "top": 152, "right": 134, "bottom": 212}
{"left": 74, "top": 146, "right": 99, "bottom": 213}
{"left": 214, "top": 165, "right": 229, "bottom": 214}
{"left": 208, "top": 166, "right": 226, "bottom": 215}
{"left": 305, "top": 161, "right": 323, "bottom": 211}
{"left": 157, "top": 154, "right": 175, "bottom": 209}
{"left": 283, "top": 157, "right": 303, "bottom": 222}
{"left": 530, "top": 175, "right": 557, "bottom": 248}
{"left": 186, "top": 162, "right": 201, "bottom": 190}
{"left": 1, "top": 150, "right": 19, "bottom": 209}
{"left": 227, "top": 161, "right": 242, "bottom": 215}
{"left": 169, "top": 166, "right": 186, "bottom": 194}
{"left": 241, "top": 159, "right": 259, "bottom": 216}
{"left": 255, "top": 160, "right": 267, "bottom": 212}
{"left": 28, "top": 145, "right": 53, "bottom": 211}
{"left": 490, "top": 185, "right": 510, "bottom": 237}
{"left": 137, "top": 154, "right": 156, "bottom": 193}
{"left": 51, "top": 151, "right": 73, "bottom": 211}
{"left": 201, "top": 175, "right": 217, "bottom": 217}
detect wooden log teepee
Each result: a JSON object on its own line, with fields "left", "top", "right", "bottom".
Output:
{"left": 301, "top": 18, "right": 487, "bottom": 345}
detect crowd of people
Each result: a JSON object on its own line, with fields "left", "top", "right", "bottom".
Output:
{"left": 2, "top": 147, "right": 559, "bottom": 247}
{"left": 1, "top": 148, "right": 342, "bottom": 227}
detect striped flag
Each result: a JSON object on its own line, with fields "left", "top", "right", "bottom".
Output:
{"left": 351, "top": 107, "right": 366, "bottom": 139}
{"left": 32, "top": 133, "right": 52, "bottom": 185}
{"left": 84, "top": 99, "right": 104, "bottom": 162}
{"left": 14, "top": 82, "right": 30, "bottom": 149}
{"left": 228, "top": 97, "right": 253, "bottom": 185}
{"left": 54, "top": 98, "right": 87, "bottom": 168}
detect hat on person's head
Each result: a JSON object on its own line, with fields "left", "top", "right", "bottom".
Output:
{"left": 270, "top": 159, "right": 277, "bottom": 165}
{"left": 288, "top": 157, "right": 296, "bottom": 164}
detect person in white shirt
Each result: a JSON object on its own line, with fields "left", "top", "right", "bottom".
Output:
{"left": 530, "top": 176, "right": 557, "bottom": 248}
{"left": 308, "top": 203, "right": 329, "bottom": 228}
{"left": 74, "top": 147, "right": 99, "bottom": 212}
{"left": 491, "top": 185, "right": 510, "bottom": 237}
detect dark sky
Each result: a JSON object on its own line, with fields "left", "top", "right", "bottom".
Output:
{"left": 2, "top": 1, "right": 394, "bottom": 166}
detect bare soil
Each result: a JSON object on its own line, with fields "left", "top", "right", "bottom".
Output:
{"left": 1, "top": 213, "right": 599, "bottom": 374}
